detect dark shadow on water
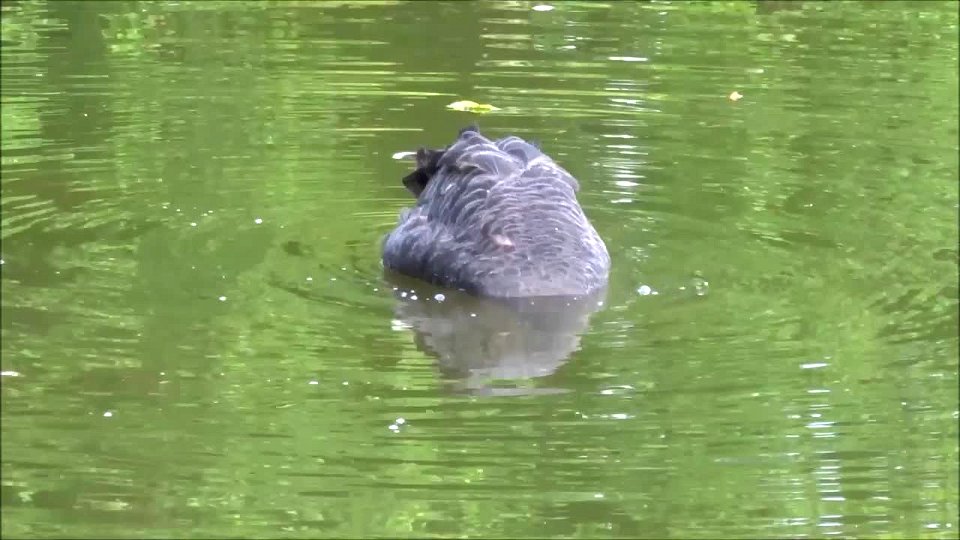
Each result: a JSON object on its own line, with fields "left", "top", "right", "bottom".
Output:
{"left": 384, "top": 272, "right": 607, "bottom": 397}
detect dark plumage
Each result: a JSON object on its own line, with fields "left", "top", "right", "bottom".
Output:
{"left": 382, "top": 126, "right": 610, "bottom": 298}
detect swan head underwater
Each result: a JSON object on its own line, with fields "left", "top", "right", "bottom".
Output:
{"left": 382, "top": 125, "right": 610, "bottom": 298}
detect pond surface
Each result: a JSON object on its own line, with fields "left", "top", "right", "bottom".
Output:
{"left": 1, "top": 1, "right": 958, "bottom": 538}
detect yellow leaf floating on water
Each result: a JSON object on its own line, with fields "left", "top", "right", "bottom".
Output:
{"left": 728, "top": 91, "right": 743, "bottom": 102}
{"left": 446, "top": 100, "right": 501, "bottom": 113}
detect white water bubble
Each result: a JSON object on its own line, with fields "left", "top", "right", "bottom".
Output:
{"left": 801, "top": 362, "right": 828, "bottom": 370}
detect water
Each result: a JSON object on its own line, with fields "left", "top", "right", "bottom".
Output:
{"left": 1, "top": 1, "right": 957, "bottom": 537}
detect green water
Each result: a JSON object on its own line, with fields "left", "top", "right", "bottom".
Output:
{"left": 1, "top": 1, "right": 957, "bottom": 538}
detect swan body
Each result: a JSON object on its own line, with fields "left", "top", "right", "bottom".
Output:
{"left": 382, "top": 126, "right": 610, "bottom": 298}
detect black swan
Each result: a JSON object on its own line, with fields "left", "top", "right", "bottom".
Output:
{"left": 382, "top": 126, "right": 610, "bottom": 298}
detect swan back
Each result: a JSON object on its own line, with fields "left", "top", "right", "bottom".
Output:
{"left": 383, "top": 126, "right": 610, "bottom": 298}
